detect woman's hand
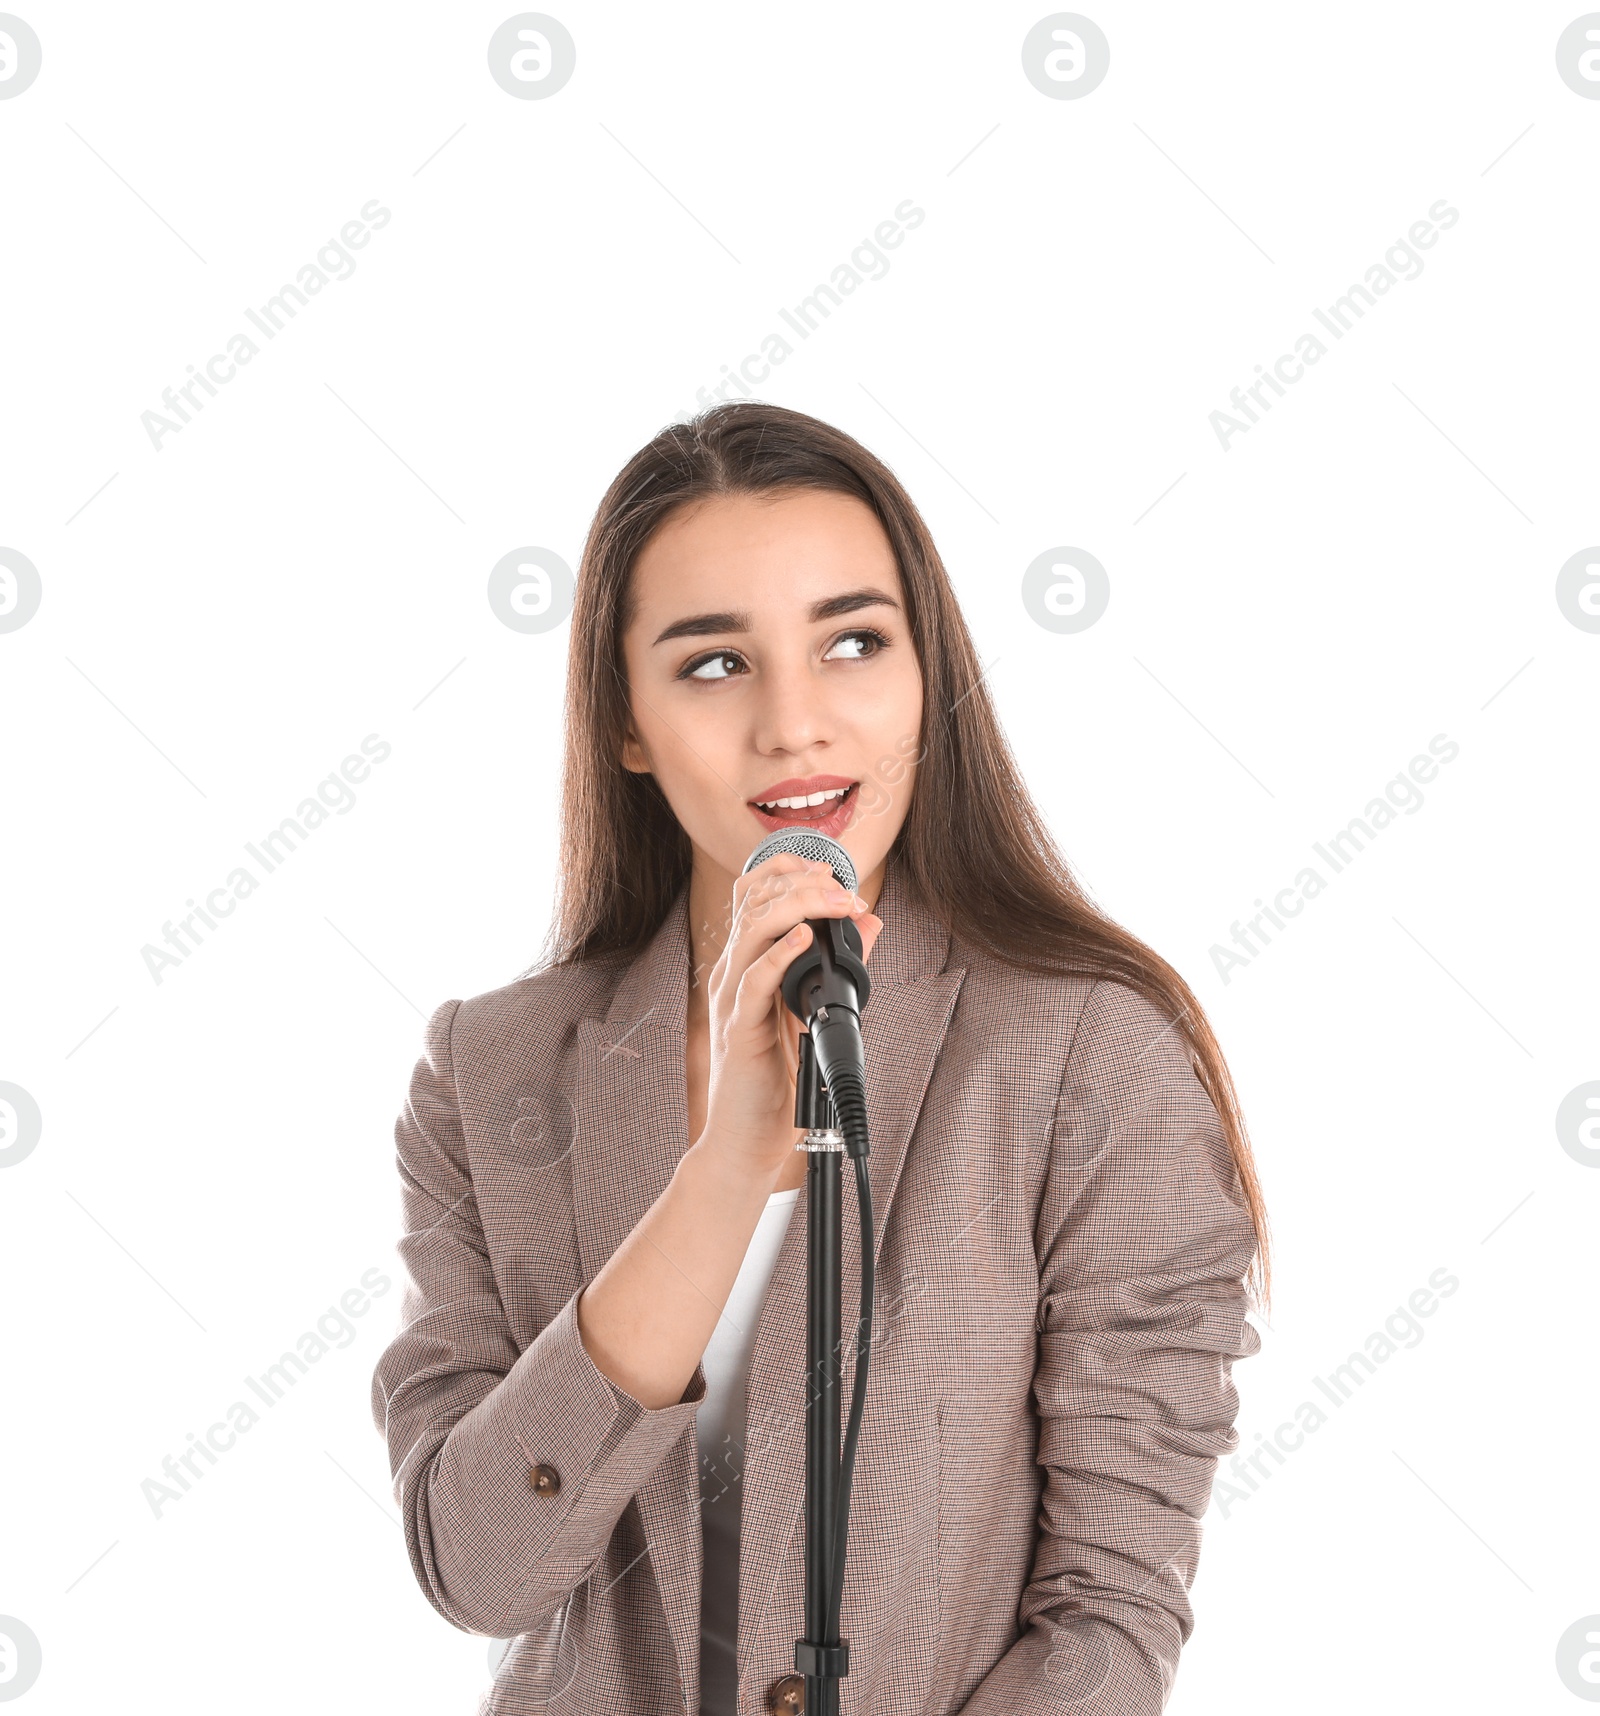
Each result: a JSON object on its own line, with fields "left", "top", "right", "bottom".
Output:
{"left": 697, "top": 851, "right": 883, "bottom": 1185}
{"left": 572, "top": 858, "right": 882, "bottom": 1414}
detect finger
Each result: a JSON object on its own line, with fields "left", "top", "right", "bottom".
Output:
{"left": 736, "top": 857, "right": 833, "bottom": 923}
{"left": 731, "top": 873, "right": 865, "bottom": 967}
{"left": 720, "top": 857, "right": 817, "bottom": 983}
{"left": 736, "top": 850, "right": 819, "bottom": 903}
{"left": 728, "top": 920, "right": 811, "bottom": 1037}
{"left": 746, "top": 849, "right": 817, "bottom": 874}
{"left": 730, "top": 852, "right": 816, "bottom": 926}
{"left": 731, "top": 859, "right": 806, "bottom": 940}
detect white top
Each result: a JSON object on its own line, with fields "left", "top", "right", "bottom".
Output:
{"left": 696, "top": 1185, "right": 803, "bottom": 1716}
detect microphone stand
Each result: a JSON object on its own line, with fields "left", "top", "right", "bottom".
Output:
{"left": 792, "top": 1028, "right": 850, "bottom": 1716}
{"left": 784, "top": 917, "right": 873, "bottom": 1716}
{"left": 738, "top": 832, "right": 874, "bottom": 1716}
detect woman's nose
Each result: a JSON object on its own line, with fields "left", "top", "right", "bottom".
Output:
{"left": 748, "top": 661, "right": 831, "bottom": 755}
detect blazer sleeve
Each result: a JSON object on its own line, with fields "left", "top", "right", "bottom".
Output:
{"left": 954, "top": 979, "right": 1263, "bottom": 1716}
{"left": 370, "top": 997, "right": 709, "bottom": 1638}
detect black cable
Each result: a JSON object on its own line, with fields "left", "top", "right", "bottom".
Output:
{"left": 826, "top": 1153, "right": 873, "bottom": 1641}
{"left": 820, "top": 1068, "right": 874, "bottom": 1641}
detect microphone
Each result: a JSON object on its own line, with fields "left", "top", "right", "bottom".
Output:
{"left": 741, "top": 830, "right": 873, "bottom": 1116}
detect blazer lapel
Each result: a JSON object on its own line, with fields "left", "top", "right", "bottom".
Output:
{"left": 567, "top": 855, "right": 967, "bottom": 1708}
{"left": 571, "top": 933, "right": 692, "bottom": 1310}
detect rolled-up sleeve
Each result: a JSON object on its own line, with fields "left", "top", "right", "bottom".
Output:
{"left": 956, "top": 979, "right": 1263, "bottom": 1715}
{"left": 370, "top": 998, "right": 707, "bottom": 1637}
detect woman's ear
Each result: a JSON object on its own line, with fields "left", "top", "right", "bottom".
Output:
{"left": 619, "top": 726, "right": 650, "bottom": 774}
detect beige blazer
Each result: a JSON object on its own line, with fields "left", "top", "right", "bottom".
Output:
{"left": 371, "top": 854, "right": 1261, "bottom": 1715}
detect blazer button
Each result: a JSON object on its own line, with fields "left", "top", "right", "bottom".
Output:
{"left": 529, "top": 1463, "right": 561, "bottom": 1497}
{"left": 764, "top": 1673, "right": 805, "bottom": 1713}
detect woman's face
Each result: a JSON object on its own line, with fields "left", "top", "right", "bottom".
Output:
{"left": 619, "top": 486, "right": 925, "bottom": 894}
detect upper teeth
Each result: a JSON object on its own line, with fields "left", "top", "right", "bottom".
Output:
{"left": 757, "top": 785, "right": 851, "bottom": 810}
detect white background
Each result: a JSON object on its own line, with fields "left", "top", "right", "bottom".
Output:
{"left": 2, "top": 3, "right": 1597, "bottom": 1711}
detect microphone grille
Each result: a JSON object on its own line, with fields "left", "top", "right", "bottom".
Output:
{"left": 741, "top": 829, "right": 858, "bottom": 893}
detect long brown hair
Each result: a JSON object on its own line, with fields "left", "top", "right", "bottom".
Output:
{"left": 532, "top": 401, "right": 1271, "bottom": 1315}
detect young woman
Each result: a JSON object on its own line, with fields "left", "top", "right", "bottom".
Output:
{"left": 371, "top": 401, "right": 1270, "bottom": 1716}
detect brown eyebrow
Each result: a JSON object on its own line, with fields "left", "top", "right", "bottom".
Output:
{"left": 651, "top": 587, "right": 901, "bottom": 647}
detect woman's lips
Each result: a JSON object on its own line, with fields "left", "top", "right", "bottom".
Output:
{"left": 748, "top": 781, "right": 860, "bottom": 838}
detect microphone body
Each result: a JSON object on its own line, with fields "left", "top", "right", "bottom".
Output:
{"left": 784, "top": 913, "right": 869, "bottom": 1110}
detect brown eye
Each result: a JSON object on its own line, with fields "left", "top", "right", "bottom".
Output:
{"left": 680, "top": 649, "right": 746, "bottom": 682}
{"left": 825, "top": 627, "right": 890, "bottom": 661}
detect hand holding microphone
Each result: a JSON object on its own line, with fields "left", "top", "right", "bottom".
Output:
{"left": 744, "top": 830, "right": 876, "bottom": 1155}
{"left": 697, "top": 850, "right": 882, "bottom": 1188}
